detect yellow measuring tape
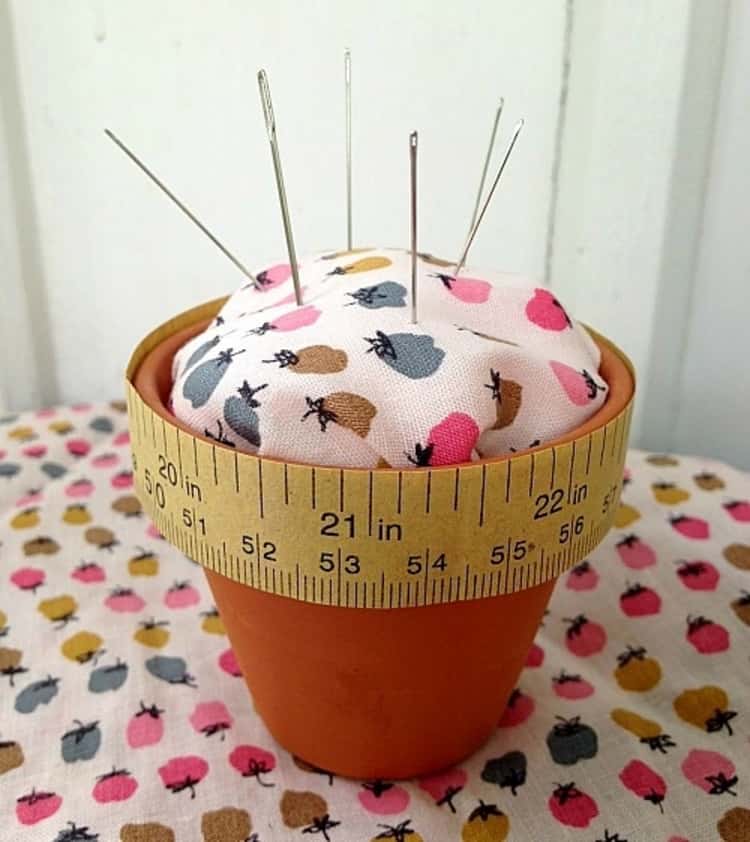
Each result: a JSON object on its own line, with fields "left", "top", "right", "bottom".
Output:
{"left": 126, "top": 299, "right": 634, "bottom": 609}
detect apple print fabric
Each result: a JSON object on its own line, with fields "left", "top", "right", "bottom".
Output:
{"left": 1, "top": 404, "right": 750, "bottom": 841}
{"left": 170, "top": 248, "right": 608, "bottom": 468}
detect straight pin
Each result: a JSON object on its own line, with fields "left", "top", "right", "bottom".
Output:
{"left": 454, "top": 118, "right": 524, "bottom": 278}
{"left": 468, "top": 99, "right": 504, "bottom": 235}
{"left": 345, "top": 49, "right": 353, "bottom": 251}
{"left": 104, "top": 129, "right": 258, "bottom": 286}
{"left": 257, "top": 69, "right": 303, "bottom": 306}
{"left": 410, "top": 130, "right": 418, "bottom": 324}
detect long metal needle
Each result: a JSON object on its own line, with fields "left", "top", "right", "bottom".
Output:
{"left": 454, "top": 118, "right": 524, "bottom": 278}
{"left": 468, "top": 99, "right": 504, "bottom": 235}
{"left": 345, "top": 49, "right": 353, "bottom": 251}
{"left": 257, "top": 69, "right": 303, "bottom": 306}
{"left": 410, "top": 131, "right": 418, "bottom": 324}
{"left": 104, "top": 129, "right": 258, "bottom": 287}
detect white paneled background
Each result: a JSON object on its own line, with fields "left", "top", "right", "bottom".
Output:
{"left": 0, "top": 0, "right": 748, "bottom": 468}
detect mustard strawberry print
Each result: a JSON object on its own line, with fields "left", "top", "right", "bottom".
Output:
{"left": 2, "top": 405, "right": 750, "bottom": 838}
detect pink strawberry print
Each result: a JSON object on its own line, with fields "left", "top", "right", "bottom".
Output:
{"left": 676, "top": 560, "right": 719, "bottom": 591}
{"left": 66, "top": 438, "right": 91, "bottom": 458}
{"left": 724, "top": 500, "right": 750, "bottom": 523}
{"left": 616, "top": 535, "right": 656, "bottom": 569}
{"left": 552, "top": 671, "right": 594, "bottom": 700}
{"left": 15, "top": 789, "right": 62, "bottom": 825}
{"left": 16, "top": 490, "right": 43, "bottom": 507}
{"left": 550, "top": 362, "right": 606, "bottom": 406}
{"left": 681, "top": 748, "right": 738, "bottom": 795}
{"left": 415, "top": 413, "right": 480, "bottom": 466}
{"left": 218, "top": 648, "right": 242, "bottom": 677}
{"left": 526, "top": 288, "right": 572, "bottom": 331}
{"left": 228, "top": 745, "right": 276, "bottom": 786}
{"left": 418, "top": 768, "right": 467, "bottom": 812}
{"left": 686, "top": 616, "right": 730, "bottom": 654}
{"left": 65, "top": 479, "right": 94, "bottom": 499}
{"left": 525, "top": 642, "right": 545, "bottom": 668}
{"left": 35, "top": 407, "right": 56, "bottom": 418}
{"left": 113, "top": 431, "right": 130, "bottom": 446}
{"left": 548, "top": 782, "right": 598, "bottom": 828}
{"left": 111, "top": 470, "right": 134, "bottom": 489}
{"left": 158, "top": 755, "right": 209, "bottom": 798}
{"left": 429, "top": 272, "right": 491, "bottom": 304}
{"left": 23, "top": 444, "right": 47, "bottom": 458}
{"left": 164, "top": 581, "right": 200, "bottom": 609}
{"left": 254, "top": 305, "right": 321, "bottom": 334}
{"left": 619, "top": 759, "right": 667, "bottom": 811}
{"left": 10, "top": 566, "right": 45, "bottom": 593}
{"left": 146, "top": 521, "right": 164, "bottom": 540}
{"left": 72, "top": 561, "right": 106, "bottom": 584}
{"left": 92, "top": 768, "right": 138, "bottom": 803}
{"left": 189, "top": 701, "right": 233, "bottom": 738}
{"left": 105, "top": 587, "right": 145, "bottom": 613}
{"left": 619, "top": 583, "right": 661, "bottom": 617}
{"left": 255, "top": 263, "right": 292, "bottom": 290}
{"left": 92, "top": 453, "right": 119, "bottom": 469}
{"left": 498, "top": 688, "right": 535, "bottom": 727}
{"left": 127, "top": 702, "right": 164, "bottom": 748}
{"left": 358, "top": 780, "right": 410, "bottom": 815}
{"left": 565, "top": 560, "right": 599, "bottom": 591}
{"left": 670, "top": 515, "right": 710, "bottom": 540}
{"left": 564, "top": 615, "right": 607, "bottom": 657}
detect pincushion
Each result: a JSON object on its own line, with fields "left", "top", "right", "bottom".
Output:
{"left": 170, "top": 247, "right": 607, "bottom": 469}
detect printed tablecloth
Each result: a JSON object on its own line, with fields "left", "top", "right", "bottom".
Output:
{"left": 0, "top": 401, "right": 748, "bottom": 842}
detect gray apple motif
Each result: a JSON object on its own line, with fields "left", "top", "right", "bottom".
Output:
{"left": 223, "top": 382, "right": 267, "bottom": 448}
{"left": 184, "top": 334, "right": 221, "bottom": 370}
{"left": 15, "top": 675, "right": 60, "bottom": 713}
{"left": 146, "top": 655, "right": 196, "bottom": 687}
{"left": 61, "top": 720, "right": 101, "bottom": 763}
{"left": 481, "top": 751, "right": 527, "bottom": 795}
{"left": 0, "top": 462, "right": 21, "bottom": 479}
{"left": 546, "top": 716, "right": 598, "bottom": 765}
{"left": 364, "top": 330, "right": 445, "bottom": 379}
{"left": 182, "top": 348, "right": 246, "bottom": 409}
{"left": 88, "top": 660, "right": 128, "bottom": 693}
{"left": 41, "top": 462, "right": 68, "bottom": 479}
{"left": 89, "top": 416, "right": 114, "bottom": 433}
{"left": 347, "top": 282, "right": 407, "bottom": 309}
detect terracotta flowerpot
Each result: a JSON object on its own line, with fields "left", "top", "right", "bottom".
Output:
{"left": 133, "top": 319, "right": 634, "bottom": 779}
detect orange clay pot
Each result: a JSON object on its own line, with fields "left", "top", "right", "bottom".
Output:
{"left": 134, "top": 320, "right": 634, "bottom": 779}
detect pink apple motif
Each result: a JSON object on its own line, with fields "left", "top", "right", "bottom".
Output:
{"left": 92, "top": 453, "right": 119, "bottom": 469}
{"left": 35, "top": 407, "right": 56, "bottom": 418}
{"left": 10, "top": 566, "right": 45, "bottom": 593}
{"left": 111, "top": 470, "right": 134, "bottom": 489}
{"left": 113, "top": 431, "right": 130, "bottom": 446}
{"left": 146, "top": 521, "right": 164, "bottom": 540}
{"left": 228, "top": 745, "right": 276, "bottom": 786}
{"left": 16, "top": 490, "right": 43, "bottom": 507}
{"left": 681, "top": 748, "right": 737, "bottom": 795}
{"left": 550, "top": 362, "right": 606, "bottom": 406}
{"left": 620, "top": 583, "right": 661, "bottom": 617}
{"left": 66, "top": 439, "right": 91, "bottom": 458}
{"left": 724, "top": 500, "right": 750, "bottom": 522}
{"left": 270, "top": 305, "right": 321, "bottom": 332}
{"left": 92, "top": 768, "right": 138, "bottom": 803}
{"left": 418, "top": 768, "right": 467, "bottom": 812}
{"left": 256, "top": 263, "right": 292, "bottom": 290}
{"left": 105, "top": 587, "right": 145, "bottom": 613}
{"left": 424, "top": 413, "right": 480, "bottom": 466}
{"left": 565, "top": 560, "right": 599, "bottom": 591}
{"left": 686, "top": 616, "right": 730, "bottom": 654}
{"left": 22, "top": 444, "right": 47, "bottom": 459}
{"left": 65, "top": 479, "right": 94, "bottom": 499}
{"left": 164, "top": 581, "right": 200, "bottom": 609}
{"left": 670, "top": 515, "right": 710, "bottom": 540}
{"left": 619, "top": 759, "right": 667, "bottom": 810}
{"left": 127, "top": 702, "right": 164, "bottom": 748}
{"left": 189, "top": 701, "right": 233, "bottom": 738}
{"left": 615, "top": 535, "right": 656, "bottom": 569}
{"left": 526, "top": 288, "right": 572, "bottom": 331}
{"left": 498, "top": 688, "right": 535, "bottom": 727}
{"left": 218, "top": 648, "right": 242, "bottom": 677}
{"left": 158, "top": 755, "right": 209, "bottom": 798}
{"left": 430, "top": 272, "right": 491, "bottom": 304}
{"left": 676, "top": 560, "right": 719, "bottom": 591}
{"left": 15, "top": 790, "right": 62, "bottom": 825}
{"left": 525, "top": 642, "right": 545, "bottom": 668}
{"left": 552, "top": 671, "right": 595, "bottom": 700}
{"left": 358, "top": 780, "right": 410, "bottom": 814}
{"left": 72, "top": 562, "right": 105, "bottom": 584}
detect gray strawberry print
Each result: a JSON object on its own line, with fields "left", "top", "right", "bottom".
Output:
{"left": 223, "top": 382, "right": 267, "bottom": 448}
{"left": 0, "top": 462, "right": 21, "bottom": 478}
{"left": 364, "top": 330, "right": 445, "bottom": 378}
{"left": 15, "top": 675, "right": 60, "bottom": 713}
{"left": 182, "top": 348, "right": 245, "bottom": 409}
{"left": 184, "top": 334, "right": 221, "bottom": 370}
{"left": 88, "top": 660, "right": 128, "bottom": 693}
{"left": 347, "top": 282, "right": 406, "bottom": 309}
{"left": 146, "top": 655, "right": 196, "bottom": 686}
{"left": 89, "top": 416, "right": 113, "bottom": 433}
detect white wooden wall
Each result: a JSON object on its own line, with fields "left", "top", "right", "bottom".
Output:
{"left": 1, "top": 1, "right": 747, "bottom": 468}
